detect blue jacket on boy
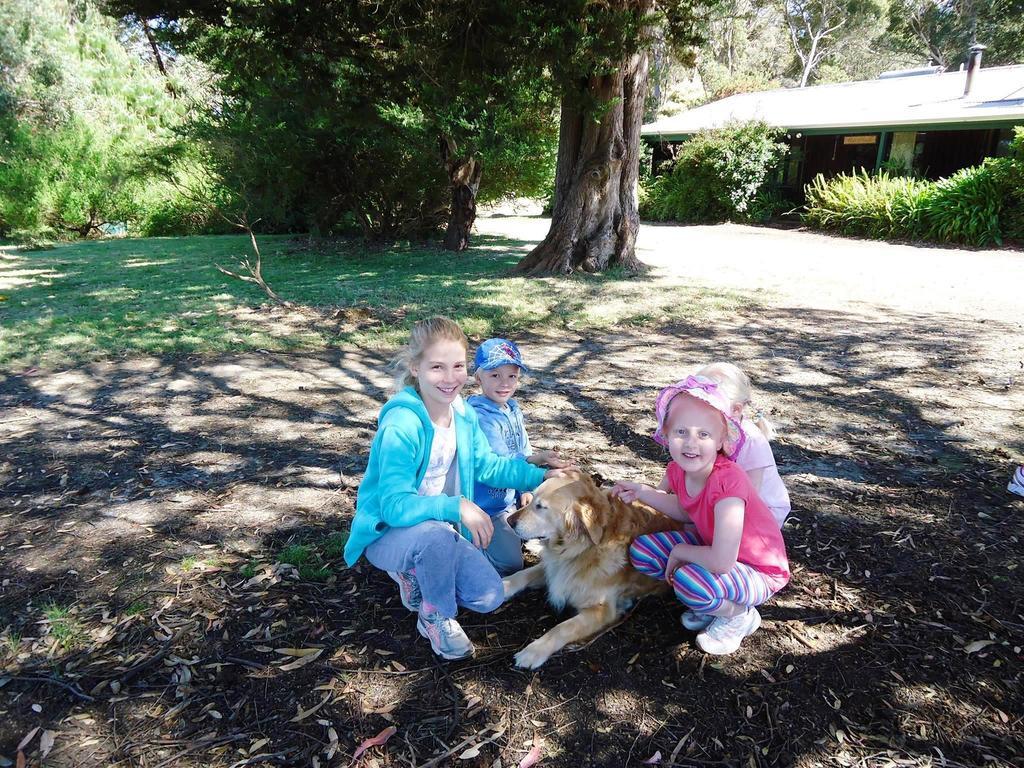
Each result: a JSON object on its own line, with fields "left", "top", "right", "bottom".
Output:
{"left": 467, "top": 395, "right": 533, "bottom": 516}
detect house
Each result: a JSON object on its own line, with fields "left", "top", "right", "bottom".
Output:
{"left": 641, "top": 52, "right": 1024, "bottom": 201}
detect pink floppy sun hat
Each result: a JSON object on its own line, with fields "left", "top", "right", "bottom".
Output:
{"left": 652, "top": 375, "right": 746, "bottom": 459}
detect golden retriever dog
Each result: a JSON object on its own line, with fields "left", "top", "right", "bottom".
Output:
{"left": 502, "top": 470, "right": 681, "bottom": 669}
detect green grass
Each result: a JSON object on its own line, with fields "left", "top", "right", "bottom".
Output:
{"left": 42, "top": 603, "right": 85, "bottom": 649}
{"left": 278, "top": 542, "right": 331, "bottom": 582}
{"left": 2, "top": 631, "right": 22, "bottom": 656}
{"left": 321, "top": 532, "right": 348, "bottom": 559}
{"left": 276, "top": 534, "right": 349, "bottom": 582}
{"left": 0, "top": 232, "right": 746, "bottom": 370}
{"left": 240, "top": 562, "right": 258, "bottom": 580}
{"left": 124, "top": 601, "right": 148, "bottom": 617}
{"left": 278, "top": 544, "right": 315, "bottom": 566}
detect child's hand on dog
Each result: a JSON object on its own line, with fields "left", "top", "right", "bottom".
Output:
{"left": 528, "top": 449, "right": 573, "bottom": 469}
{"left": 459, "top": 498, "right": 494, "bottom": 549}
{"left": 542, "top": 467, "right": 577, "bottom": 480}
{"left": 610, "top": 481, "right": 647, "bottom": 503}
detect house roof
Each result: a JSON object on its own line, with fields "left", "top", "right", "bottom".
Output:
{"left": 641, "top": 65, "right": 1024, "bottom": 139}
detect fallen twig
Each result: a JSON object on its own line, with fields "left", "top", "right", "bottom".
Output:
{"left": 120, "top": 627, "right": 190, "bottom": 686}
{"left": 413, "top": 723, "right": 501, "bottom": 768}
{"left": 222, "top": 656, "right": 266, "bottom": 670}
{"left": 227, "top": 752, "right": 289, "bottom": 768}
{"left": 8, "top": 674, "right": 95, "bottom": 702}
{"left": 150, "top": 734, "right": 248, "bottom": 768}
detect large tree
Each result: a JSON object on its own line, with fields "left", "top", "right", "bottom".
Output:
{"left": 516, "top": 3, "right": 654, "bottom": 274}
{"left": 883, "top": 0, "right": 1024, "bottom": 70}
{"left": 780, "top": 0, "right": 889, "bottom": 87}
{"left": 105, "top": 1, "right": 705, "bottom": 265}
{"left": 105, "top": 0, "right": 566, "bottom": 245}
{"left": 515, "top": 1, "right": 703, "bottom": 274}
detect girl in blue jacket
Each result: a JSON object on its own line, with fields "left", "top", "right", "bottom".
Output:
{"left": 344, "top": 317, "right": 555, "bottom": 660}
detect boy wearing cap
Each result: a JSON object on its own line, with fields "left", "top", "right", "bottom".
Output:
{"left": 468, "top": 338, "right": 568, "bottom": 575}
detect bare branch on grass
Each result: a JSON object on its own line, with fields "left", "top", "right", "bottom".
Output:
{"left": 214, "top": 220, "right": 294, "bottom": 308}
{"left": 163, "top": 169, "right": 294, "bottom": 308}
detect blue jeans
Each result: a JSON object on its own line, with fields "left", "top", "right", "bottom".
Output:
{"left": 483, "top": 510, "right": 525, "bottom": 576}
{"left": 364, "top": 521, "right": 504, "bottom": 619}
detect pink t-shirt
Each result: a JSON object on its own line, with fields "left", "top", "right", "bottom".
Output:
{"left": 667, "top": 455, "right": 790, "bottom": 584}
{"left": 734, "top": 419, "right": 790, "bottom": 528}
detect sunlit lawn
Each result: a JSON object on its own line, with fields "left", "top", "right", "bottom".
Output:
{"left": 0, "top": 232, "right": 746, "bottom": 370}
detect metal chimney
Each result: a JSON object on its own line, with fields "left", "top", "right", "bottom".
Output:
{"left": 963, "top": 44, "right": 987, "bottom": 97}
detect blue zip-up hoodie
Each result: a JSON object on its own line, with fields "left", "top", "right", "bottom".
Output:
{"left": 467, "top": 395, "right": 532, "bottom": 516}
{"left": 344, "top": 387, "right": 546, "bottom": 566}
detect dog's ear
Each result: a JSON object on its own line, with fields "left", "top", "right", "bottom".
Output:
{"left": 569, "top": 500, "right": 604, "bottom": 545}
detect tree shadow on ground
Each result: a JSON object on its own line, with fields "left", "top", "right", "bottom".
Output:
{"left": 1, "top": 297, "right": 1021, "bottom": 766}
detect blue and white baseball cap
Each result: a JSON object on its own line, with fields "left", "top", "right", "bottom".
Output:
{"left": 474, "top": 338, "right": 528, "bottom": 372}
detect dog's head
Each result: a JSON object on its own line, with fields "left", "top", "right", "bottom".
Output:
{"left": 506, "top": 470, "right": 607, "bottom": 545}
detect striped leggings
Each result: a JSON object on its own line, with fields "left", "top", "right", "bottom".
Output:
{"left": 629, "top": 530, "right": 780, "bottom": 614}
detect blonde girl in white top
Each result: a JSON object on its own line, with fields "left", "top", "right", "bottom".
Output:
{"left": 697, "top": 362, "right": 791, "bottom": 527}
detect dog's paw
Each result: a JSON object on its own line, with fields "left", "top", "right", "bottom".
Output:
{"left": 513, "top": 640, "right": 552, "bottom": 670}
{"left": 502, "top": 577, "right": 519, "bottom": 600}
{"left": 502, "top": 575, "right": 531, "bottom": 600}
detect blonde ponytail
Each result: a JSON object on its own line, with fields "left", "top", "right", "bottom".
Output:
{"left": 697, "top": 361, "right": 777, "bottom": 441}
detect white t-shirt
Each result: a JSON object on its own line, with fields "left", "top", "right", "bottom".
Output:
{"left": 418, "top": 412, "right": 459, "bottom": 497}
{"left": 735, "top": 419, "right": 791, "bottom": 527}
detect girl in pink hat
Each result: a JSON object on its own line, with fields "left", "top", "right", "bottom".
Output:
{"left": 611, "top": 375, "right": 789, "bottom": 655}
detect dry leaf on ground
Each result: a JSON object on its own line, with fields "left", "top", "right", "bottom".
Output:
{"left": 352, "top": 725, "right": 397, "bottom": 761}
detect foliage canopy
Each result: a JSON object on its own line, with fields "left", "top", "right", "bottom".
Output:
{"left": 641, "top": 121, "right": 789, "bottom": 223}
{"left": 0, "top": 0, "right": 188, "bottom": 239}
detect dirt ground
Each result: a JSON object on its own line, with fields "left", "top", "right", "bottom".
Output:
{"left": 2, "top": 221, "right": 1023, "bottom": 768}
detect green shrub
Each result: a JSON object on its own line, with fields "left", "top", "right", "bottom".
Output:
{"left": 748, "top": 187, "right": 797, "bottom": 223}
{"left": 803, "top": 170, "right": 929, "bottom": 239}
{"left": 0, "top": 117, "right": 150, "bottom": 239}
{"left": 0, "top": 1, "right": 187, "bottom": 242}
{"left": 992, "top": 126, "right": 1024, "bottom": 241}
{"left": 804, "top": 125, "right": 1024, "bottom": 247}
{"left": 916, "top": 163, "right": 1003, "bottom": 246}
{"left": 641, "top": 121, "right": 789, "bottom": 224}
{"left": 135, "top": 179, "right": 236, "bottom": 237}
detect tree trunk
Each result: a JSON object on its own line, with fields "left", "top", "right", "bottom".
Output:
{"left": 440, "top": 136, "right": 483, "bottom": 252}
{"left": 514, "top": 15, "right": 650, "bottom": 275}
{"left": 143, "top": 19, "right": 177, "bottom": 97}
{"left": 799, "top": 34, "right": 819, "bottom": 87}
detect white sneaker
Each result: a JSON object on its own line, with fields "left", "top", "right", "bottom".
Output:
{"left": 388, "top": 570, "right": 422, "bottom": 611}
{"left": 680, "top": 610, "right": 714, "bottom": 631}
{"left": 696, "top": 608, "right": 762, "bottom": 655}
{"left": 417, "top": 612, "right": 474, "bottom": 660}
{"left": 1009, "top": 466, "right": 1024, "bottom": 498}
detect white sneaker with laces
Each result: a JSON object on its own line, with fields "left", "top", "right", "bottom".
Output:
{"left": 696, "top": 607, "right": 761, "bottom": 655}
{"left": 680, "top": 610, "right": 714, "bottom": 631}
{"left": 388, "top": 570, "right": 422, "bottom": 612}
{"left": 1009, "top": 466, "right": 1024, "bottom": 498}
{"left": 417, "top": 612, "right": 474, "bottom": 660}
